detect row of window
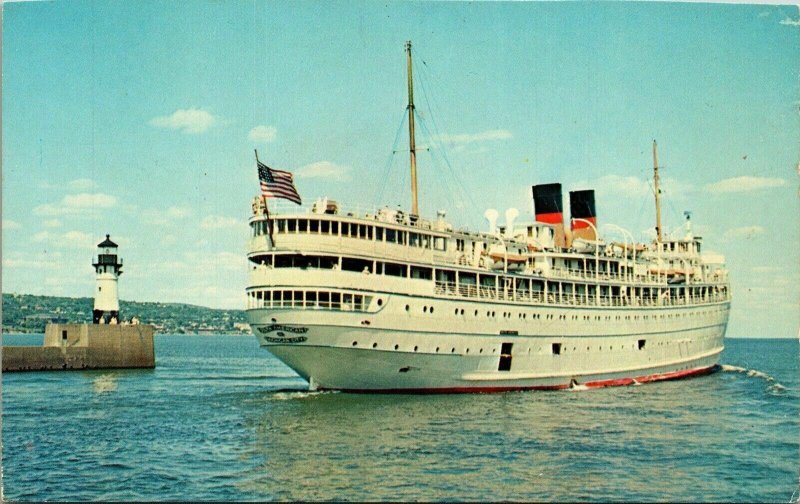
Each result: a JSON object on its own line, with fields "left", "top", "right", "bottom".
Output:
{"left": 256, "top": 253, "right": 729, "bottom": 304}
{"left": 247, "top": 289, "right": 374, "bottom": 311}
{"left": 252, "top": 218, "right": 447, "bottom": 251}
{"left": 348, "top": 339, "right": 651, "bottom": 356}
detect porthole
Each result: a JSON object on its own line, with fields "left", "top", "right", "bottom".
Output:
{"left": 377, "top": 299, "right": 383, "bottom": 306}
{"left": 474, "top": 310, "right": 478, "bottom": 316}
{"left": 423, "top": 306, "right": 428, "bottom": 313}
{"left": 479, "top": 348, "right": 483, "bottom": 353}
{"left": 451, "top": 348, "right": 456, "bottom": 353}
{"left": 372, "top": 343, "right": 378, "bottom": 348}
{"left": 405, "top": 305, "right": 410, "bottom": 311}
{"left": 394, "top": 344, "right": 399, "bottom": 350}
{"left": 466, "top": 348, "right": 470, "bottom": 354}
{"left": 435, "top": 347, "right": 440, "bottom": 352}
{"left": 352, "top": 341, "right": 358, "bottom": 346}
{"left": 430, "top": 307, "right": 434, "bottom": 314}
{"left": 454, "top": 308, "right": 459, "bottom": 315}
{"left": 414, "top": 346, "right": 418, "bottom": 352}
{"left": 460, "top": 309, "right": 465, "bottom": 315}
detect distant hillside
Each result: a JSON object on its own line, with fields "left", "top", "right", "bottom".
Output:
{"left": 2, "top": 293, "right": 248, "bottom": 335}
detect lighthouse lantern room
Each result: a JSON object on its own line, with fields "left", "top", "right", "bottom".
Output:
{"left": 92, "top": 234, "right": 123, "bottom": 324}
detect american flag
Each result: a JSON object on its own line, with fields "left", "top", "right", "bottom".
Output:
{"left": 257, "top": 160, "right": 302, "bottom": 205}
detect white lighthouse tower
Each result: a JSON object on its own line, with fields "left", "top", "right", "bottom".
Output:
{"left": 92, "top": 234, "right": 123, "bottom": 324}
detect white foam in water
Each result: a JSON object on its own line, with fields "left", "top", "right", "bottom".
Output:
{"left": 271, "top": 390, "right": 331, "bottom": 401}
{"left": 568, "top": 384, "right": 590, "bottom": 392}
{"left": 721, "top": 364, "right": 787, "bottom": 391}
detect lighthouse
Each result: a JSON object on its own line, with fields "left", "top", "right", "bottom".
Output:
{"left": 92, "top": 234, "right": 123, "bottom": 324}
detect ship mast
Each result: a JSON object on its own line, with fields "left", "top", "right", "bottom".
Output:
{"left": 653, "top": 139, "right": 663, "bottom": 242}
{"left": 406, "top": 40, "right": 419, "bottom": 216}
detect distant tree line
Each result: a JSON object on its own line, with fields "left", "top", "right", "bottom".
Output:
{"left": 2, "top": 293, "right": 248, "bottom": 335}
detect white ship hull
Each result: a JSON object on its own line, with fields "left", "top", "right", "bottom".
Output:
{"left": 246, "top": 280, "right": 728, "bottom": 392}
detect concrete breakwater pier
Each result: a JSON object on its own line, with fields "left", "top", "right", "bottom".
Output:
{"left": 2, "top": 323, "right": 155, "bottom": 372}
{"left": 2, "top": 234, "right": 156, "bottom": 372}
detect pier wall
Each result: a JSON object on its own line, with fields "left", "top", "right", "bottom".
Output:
{"left": 2, "top": 324, "right": 155, "bottom": 372}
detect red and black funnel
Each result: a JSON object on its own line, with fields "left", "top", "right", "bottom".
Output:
{"left": 532, "top": 183, "right": 566, "bottom": 247}
{"left": 569, "top": 189, "right": 597, "bottom": 240}
{"left": 532, "top": 183, "right": 564, "bottom": 224}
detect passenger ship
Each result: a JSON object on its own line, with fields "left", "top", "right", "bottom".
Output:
{"left": 245, "top": 42, "right": 731, "bottom": 392}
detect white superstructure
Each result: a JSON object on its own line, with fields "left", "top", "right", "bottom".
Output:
{"left": 244, "top": 42, "right": 731, "bottom": 392}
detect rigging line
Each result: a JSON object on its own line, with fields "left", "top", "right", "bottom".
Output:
{"left": 414, "top": 111, "right": 464, "bottom": 212}
{"left": 375, "top": 109, "right": 411, "bottom": 208}
{"left": 414, "top": 62, "right": 479, "bottom": 212}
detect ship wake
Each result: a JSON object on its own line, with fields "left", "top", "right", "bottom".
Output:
{"left": 720, "top": 364, "right": 787, "bottom": 393}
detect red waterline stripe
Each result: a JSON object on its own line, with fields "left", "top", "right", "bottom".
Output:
{"left": 323, "top": 365, "right": 719, "bottom": 394}
{"left": 535, "top": 212, "right": 564, "bottom": 225}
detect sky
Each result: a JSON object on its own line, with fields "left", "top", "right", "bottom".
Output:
{"left": 2, "top": 1, "right": 798, "bottom": 338}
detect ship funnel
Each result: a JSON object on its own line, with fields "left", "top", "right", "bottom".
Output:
{"left": 484, "top": 208, "right": 499, "bottom": 235}
{"left": 569, "top": 189, "right": 597, "bottom": 241}
{"left": 504, "top": 208, "right": 519, "bottom": 239}
{"left": 532, "top": 183, "right": 566, "bottom": 247}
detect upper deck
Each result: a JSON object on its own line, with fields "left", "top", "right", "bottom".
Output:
{"left": 247, "top": 198, "right": 730, "bottom": 291}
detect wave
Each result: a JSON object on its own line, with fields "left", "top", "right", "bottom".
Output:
{"left": 721, "top": 364, "right": 788, "bottom": 393}
{"left": 270, "top": 390, "right": 336, "bottom": 401}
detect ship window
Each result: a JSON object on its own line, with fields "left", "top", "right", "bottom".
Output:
{"left": 310, "top": 220, "right": 319, "bottom": 233}
{"left": 321, "top": 220, "right": 330, "bottom": 234}
{"left": 282, "top": 290, "right": 292, "bottom": 307}
{"left": 394, "top": 344, "right": 399, "bottom": 350}
{"left": 376, "top": 227, "right": 384, "bottom": 241}
{"left": 331, "top": 292, "right": 341, "bottom": 309}
{"left": 384, "top": 262, "right": 406, "bottom": 277}
{"left": 399, "top": 231, "right": 407, "bottom": 245}
{"left": 552, "top": 343, "right": 562, "bottom": 355}
{"left": 367, "top": 226, "right": 374, "bottom": 240}
{"left": 342, "top": 257, "right": 371, "bottom": 272}
{"left": 287, "top": 219, "right": 297, "bottom": 232}
{"left": 318, "top": 291, "right": 330, "bottom": 308}
{"left": 332, "top": 221, "right": 339, "bottom": 235}
{"left": 411, "top": 266, "right": 432, "bottom": 280}
{"left": 359, "top": 224, "right": 367, "bottom": 239}
{"left": 306, "top": 291, "right": 316, "bottom": 306}
{"left": 434, "top": 237, "right": 446, "bottom": 251}
{"left": 638, "top": 339, "right": 646, "bottom": 350}
{"left": 298, "top": 220, "right": 308, "bottom": 232}
{"left": 386, "top": 228, "right": 397, "bottom": 243}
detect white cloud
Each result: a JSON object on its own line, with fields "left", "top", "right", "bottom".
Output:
{"left": 248, "top": 125, "right": 277, "bottom": 143}
{"left": 295, "top": 161, "right": 351, "bottom": 180}
{"left": 67, "top": 178, "right": 97, "bottom": 191}
{"left": 149, "top": 108, "right": 217, "bottom": 134}
{"left": 779, "top": 17, "right": 800, "bottom": 26}
{"left": 141, "top": 206, "right": 192, "bottom": 226}
{"left": 43, "top": 219, "right": 62, "bottom": 228}
{"left": 33, "top": 193, "right": 118, "bottom": 216}
{"left": 705, "top": 176, "right": 786, "bottom": 193}
{"left": 3, "top": 219, "right": 21, "bottom": 230}
{"left": 200, "top": 215, "right": 239, "bottom": 229}
{"left": 571, "top": 174, "right": 693, "bottom": 201}
{"left": 723, "top": 225, "right": 765, "bottom": 242}
{"left": 31, "top": 230, "right": 95, "bottom": 249}
{"left": 436, "top": 129, "right": 513, "bottom": 145}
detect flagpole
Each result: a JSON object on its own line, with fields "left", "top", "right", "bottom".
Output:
{"left": 255, "top": 149, "right": 275, "bottom": 247}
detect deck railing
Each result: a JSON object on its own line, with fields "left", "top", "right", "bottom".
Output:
{"left": 433, "top": 280, "right": 729, "bottom": 308}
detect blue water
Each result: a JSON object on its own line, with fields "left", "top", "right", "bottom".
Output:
{"left": 2, "top": 335, "right": 798, "bottom": 502}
